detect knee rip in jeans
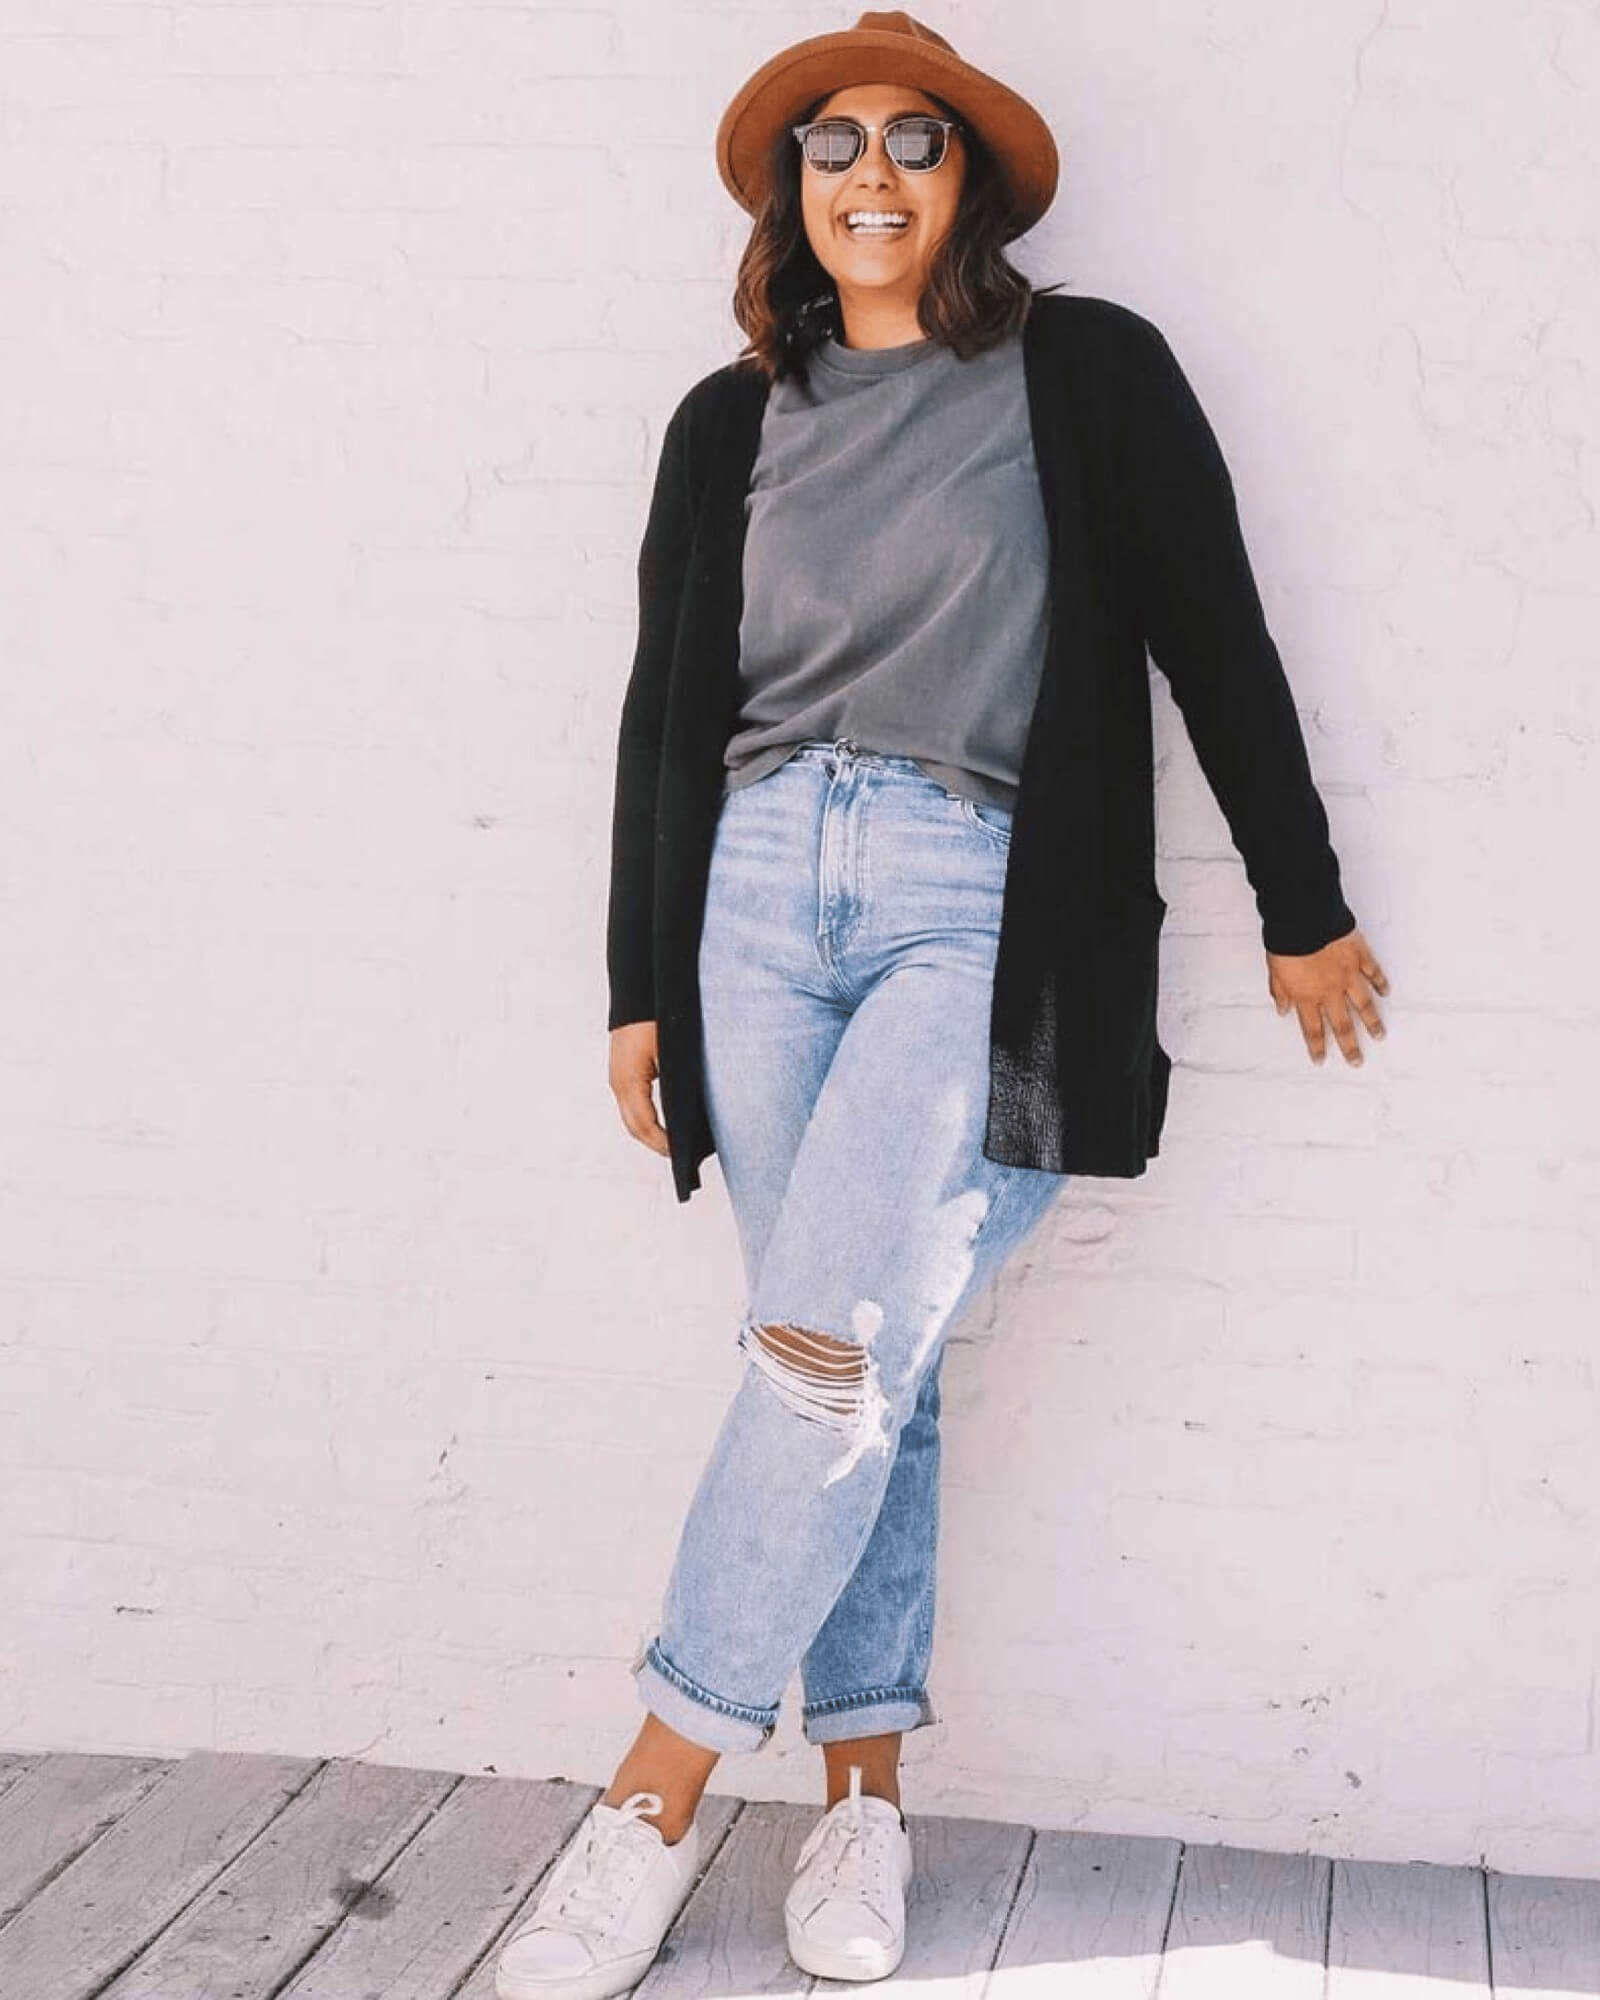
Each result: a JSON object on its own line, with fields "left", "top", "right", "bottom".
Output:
{"left": 738, "top": 1300, "right": 891, "bottom": 1488}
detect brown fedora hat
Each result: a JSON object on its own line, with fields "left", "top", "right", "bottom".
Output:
{"left": 715, "top": 10, "right": 1059, "bottom": 243}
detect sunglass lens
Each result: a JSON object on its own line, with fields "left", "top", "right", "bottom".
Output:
{"left": 804, "top": 121, "right": 863, "bottom": 171}
{"left": 887, "top": 118, "right": 945, "bottom": 169}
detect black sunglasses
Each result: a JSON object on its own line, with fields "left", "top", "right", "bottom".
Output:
{"left": 791, "top": 114, "right": 963, "bottom": 175}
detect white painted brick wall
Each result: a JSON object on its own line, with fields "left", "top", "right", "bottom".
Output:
{"left": 2, "top": 0, "right": 1596, "bottom": 1876}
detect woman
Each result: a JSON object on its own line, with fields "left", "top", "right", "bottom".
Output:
{"left": 497, "top": 12, "right": 1389, "bottom": 1999}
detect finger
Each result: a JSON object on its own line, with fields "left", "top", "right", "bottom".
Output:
{"left": 1361, "top": 956, "right": 1390, "bottom": 996}
{"left": 1297, "top": 997, "right": 1328, "bottom": 1064}
{"left": 1349, "top": 981, "right": 1386, "bottom": 1042}
{"left": 1326, "top": 997, "right": 1364, "bottom": 1067}
{"left": 629, "top": 1104, "right": 671, "bottom": 1155}
{"left": 616, "top": 1072, "right": 670, "bottom": 1154}
{"left": 615, "top": 1081, "right": 646, "bottom": 1142}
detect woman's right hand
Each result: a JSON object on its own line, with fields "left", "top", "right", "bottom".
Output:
{"left": 609, "top": 1021, "right": 671, "bottom": 1157}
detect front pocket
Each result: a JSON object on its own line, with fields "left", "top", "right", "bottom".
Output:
{"left": 957, "top": 795, "right": 1014, "bottom": 847}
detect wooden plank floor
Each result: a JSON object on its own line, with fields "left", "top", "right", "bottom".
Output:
{"left": 0, "top": 1750, "right": 1597, "bottom": 1999}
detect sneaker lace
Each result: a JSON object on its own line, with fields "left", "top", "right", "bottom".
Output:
{"left": 542, "top": 1790, "right": 668, "bottom": 1936}
{"left": 793, "top": 1766, "right": 894, "bottom": 1909}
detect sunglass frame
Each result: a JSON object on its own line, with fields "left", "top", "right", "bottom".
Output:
{"left": 790, "top": 115, "right": 964, "bottom": 175}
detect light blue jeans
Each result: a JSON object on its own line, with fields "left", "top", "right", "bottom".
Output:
{"left": 631, "top": 740, "right": 1069, "bottom": 1752}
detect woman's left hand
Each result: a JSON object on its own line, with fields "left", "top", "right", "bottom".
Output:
{"left": 1266, "top": 927, "right": 1389, "bottom": 1067}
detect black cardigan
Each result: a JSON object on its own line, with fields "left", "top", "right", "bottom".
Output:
{"left": 607, "top": 288, "right": 1357, "bottom": 1203}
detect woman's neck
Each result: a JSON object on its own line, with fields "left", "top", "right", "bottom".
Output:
{"left": 833, "top": 290, "right": 929, "bottom": 351}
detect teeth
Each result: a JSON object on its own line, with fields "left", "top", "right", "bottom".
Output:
{"left": 845, "top": 211, "right": 908, "bottom": 229}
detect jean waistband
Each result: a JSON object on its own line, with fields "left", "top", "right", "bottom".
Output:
{"left": 787, "top": 738, "right": 940, "bottom": 776}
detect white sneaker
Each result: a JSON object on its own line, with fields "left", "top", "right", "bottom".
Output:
{"left": 494, "top": 1789, "right": 701, "bottom": 2000}
{"left": 784, "top": 1764, "right": 914, "bottom": 1982}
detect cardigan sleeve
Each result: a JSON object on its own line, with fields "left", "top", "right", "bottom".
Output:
{"left": 606, "top": 394, "right": 696, "bottom": 1029}
{"left": 1123, "top": 320, "right": 1358, "bottom": 957}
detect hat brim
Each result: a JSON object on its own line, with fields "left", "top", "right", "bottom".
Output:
{"left": 715, "top": 28, "right": 1059, "bottom": 242}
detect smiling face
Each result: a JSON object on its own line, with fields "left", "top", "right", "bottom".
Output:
{"left": 798, "top": 81, "right": 967, "bottom": 321}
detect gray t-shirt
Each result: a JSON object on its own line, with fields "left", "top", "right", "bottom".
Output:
{"left": 724, "top": 325, "right": 1051, "bottom": 808}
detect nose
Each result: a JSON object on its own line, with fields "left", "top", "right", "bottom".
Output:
{"left": 851, "top": 127, "right": 896, "bottom": 187}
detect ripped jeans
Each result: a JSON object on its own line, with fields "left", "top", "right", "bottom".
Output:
{"left": 630, "top": 740, "right": 1069, "bottom": 1753}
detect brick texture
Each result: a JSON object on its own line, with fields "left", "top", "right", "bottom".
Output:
{"left": 1, "top": 0, "right": 1596, "bottom": 1877}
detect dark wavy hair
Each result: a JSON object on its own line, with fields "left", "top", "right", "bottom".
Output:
{"left": 729, "top": 90, "right": 1044, "bottom": 384}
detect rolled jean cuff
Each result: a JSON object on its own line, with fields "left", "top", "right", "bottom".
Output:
{"left": 802, "top": 1686, "right": 938, "bottom": 1745}
{"left": 631, "top": 1636, "right": 778, "bottom": 1755}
